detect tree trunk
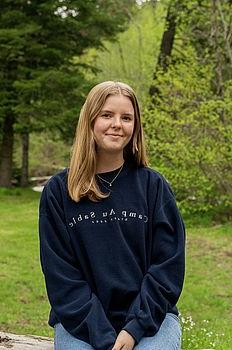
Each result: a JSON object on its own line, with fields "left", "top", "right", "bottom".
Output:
{"left": 212, "top": 0, "right": 224, "bottom": 97}
{"left": 149, "top": 2, "right": 177, "bottom": 97}
{"left": 0, "top": 115, "right": 14, "bottom": 187}
{"left": 20, "top": 132, "right": 29, "bottom": 187}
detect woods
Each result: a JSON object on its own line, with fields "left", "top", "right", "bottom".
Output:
{"left": 0, "top": 0, "right": 135, "bottom": 186}
{"left": 0, "top": 0, "right": 231, "bottom": 217}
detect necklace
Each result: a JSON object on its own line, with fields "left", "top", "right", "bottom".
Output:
{"left": 96, "top": 163, "right": 124, "bottom": 187}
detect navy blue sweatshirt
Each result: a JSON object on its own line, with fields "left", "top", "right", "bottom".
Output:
{"left": 39, "top": 163, "right": 185, "bottom": 350}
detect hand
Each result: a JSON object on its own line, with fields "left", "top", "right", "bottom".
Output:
{"left": 112, "top": 330, "right": 135, "bottom": 350}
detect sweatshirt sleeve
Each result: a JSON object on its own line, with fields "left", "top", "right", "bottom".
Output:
{"left": 122, "top": 176, "right": 185, "bottom": 343}
{"left": 39, "top": 177, "right": 117, "bottom": 350}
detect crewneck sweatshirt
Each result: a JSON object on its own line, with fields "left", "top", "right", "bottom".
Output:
{"left": 39, "top": 162, "right": 185, "bottom": 350}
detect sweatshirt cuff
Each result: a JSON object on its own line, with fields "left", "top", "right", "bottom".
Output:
{"left": 122, "top": 319, "right": 145, "bottom": 344}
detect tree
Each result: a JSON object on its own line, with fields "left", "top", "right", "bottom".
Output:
{"left": 0, "top": 0, "right": 135, "bottom": 187}
{"left": 149, "top": 0, "right": 177, "bottom": 96}
{"left": 80, "top": 1, "right": 166, "bottom": 105}
{"left": 145, "top": 0, "right": 232, "bottom": 217}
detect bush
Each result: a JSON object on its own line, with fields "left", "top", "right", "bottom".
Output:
{"left": 144, "top": 51, "right": 232, "bottom": 217}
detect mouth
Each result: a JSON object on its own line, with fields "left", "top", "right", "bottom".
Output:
{"left": 106, "top": 134, "right": 123, "bottom": 137}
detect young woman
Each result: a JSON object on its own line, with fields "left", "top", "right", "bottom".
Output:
{"left": 39, "top": 81, "right": 185, "bottom": 350}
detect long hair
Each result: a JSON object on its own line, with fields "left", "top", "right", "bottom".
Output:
{"left": 68, "top": 81, "right": 148, "bottom": 202}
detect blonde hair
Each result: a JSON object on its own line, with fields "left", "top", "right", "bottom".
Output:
{"left": 68, "top": 81, "right": 148, "bottom": 202}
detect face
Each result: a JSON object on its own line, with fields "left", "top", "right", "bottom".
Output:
{"left": 93, "top": 94, "right": 135, "bottom": 158}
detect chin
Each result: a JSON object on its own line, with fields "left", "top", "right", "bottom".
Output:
{"left": 103, "top": 144, "right": 123, "bottom": 151}
{"left": 103, "top": 146, "right": 124, "bottom": 154}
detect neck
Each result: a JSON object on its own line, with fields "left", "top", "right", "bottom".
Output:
{"left": 96, "top": 153, "right": 124, "bottom": 173}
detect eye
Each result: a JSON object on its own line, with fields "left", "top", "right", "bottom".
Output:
{"left": 122, "top": 115, "right": 133, "bottom": 121}
{"left": 101, "top": 113, "right": 112, "bottom": 118}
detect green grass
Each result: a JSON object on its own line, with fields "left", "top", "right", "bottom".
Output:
{"left": 0, "top": 188, "right": 51, "bottom": 336}
{"left": 179, "top": 223, "right": 232, "bottom": 349}
{"left": 0, "top": 188, "right": 231, "bottom": 349}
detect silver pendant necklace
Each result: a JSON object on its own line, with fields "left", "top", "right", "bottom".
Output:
{"left": 96, "top": 163, "right": 124, "bottom": 187}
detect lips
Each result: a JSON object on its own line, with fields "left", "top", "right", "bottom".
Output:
{"left": 106, "top": 134, "right": 123, "bottom": 137}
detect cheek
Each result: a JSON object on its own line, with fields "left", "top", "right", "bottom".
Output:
{"left": 127, "top": 123, "right": 135, "bottom": 138}
{"left": 93, "top": 121, "right": 102, "bottom": 139}
{"left": 93, "top": 119, "right": 108, "bottom": 135}
{"left": 92, "top": 122, "right": 108, "bottom": 148}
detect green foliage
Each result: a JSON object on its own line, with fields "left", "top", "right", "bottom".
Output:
{"left": 141, "top": 0, "right": 232, "bottom": 217}
{"left": 145, "top": 48, "right": 232, "bottom": 216}
{"left": 79, "top": 1, "right": 166, "bottom": 105}
{"left": 0, "top": 0, "right": 137, "bottom": 185}
{"left": 0, "top": 0, "right": 136, "bottom": 137}
{"left": 176, "top": 0, "right": 232, "bottom": 83}
{"left": 13, "top": 132, "right": 70, "bottom": 177}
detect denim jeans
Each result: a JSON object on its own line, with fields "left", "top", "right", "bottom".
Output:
{"left": 54, "top": 313, "right": 181, "bottom": 350}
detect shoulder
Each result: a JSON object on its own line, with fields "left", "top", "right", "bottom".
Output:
{"left": 135, "top": 165, "right": 170, "bottom": 186}
{"left": 138, "top": 165, "right": 165, "bottom": 178}
{"left": 40, "top": 168, "right": 68, "bottom": 209}
{"left": 134, "top": 165, "right": 175, "bottom": 200}
{"left": 44, "top": 168, "right": 68, "bottom": 192}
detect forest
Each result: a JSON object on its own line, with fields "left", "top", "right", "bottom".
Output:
{"left": 0, "top": 0, "right": 231, "bottom": 218}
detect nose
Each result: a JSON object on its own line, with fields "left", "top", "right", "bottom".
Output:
{"left": 111, "top": 116, "right": 122, "bottom": 128}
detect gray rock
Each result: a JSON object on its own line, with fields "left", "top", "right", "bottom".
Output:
{"left": 0, "top": 332, "right": 53, "bottom": 349}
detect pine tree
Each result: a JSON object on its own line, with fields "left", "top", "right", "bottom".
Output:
{"left": 0, "top": 0, "right": 135, "bottom": 186}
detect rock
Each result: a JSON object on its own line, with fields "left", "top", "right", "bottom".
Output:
{"left": 32, "top": 186, "right": 44, "bottom": 192}
{"left": 0, "top": 332, "right": 53, "bottom": 349}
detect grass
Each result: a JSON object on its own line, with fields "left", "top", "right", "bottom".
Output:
{"left": 0, "top": 188, "right": 50, "bottom": 336}
{"left": 179, "top": 223, "right": 232, "bottom": 349}
{"left": 0, "top": 188, "right": 231, "bottom": 349}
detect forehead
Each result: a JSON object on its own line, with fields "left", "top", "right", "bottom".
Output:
{"left": 101, "top": 94, "right": 134, "bottom": 113}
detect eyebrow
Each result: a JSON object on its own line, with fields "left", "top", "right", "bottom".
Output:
{"left": 101, "top": 109, "right": 134, "bottom": 116}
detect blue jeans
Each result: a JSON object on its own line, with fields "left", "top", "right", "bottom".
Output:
{"left": 54, "top": 313, "right": 181, "bottom": 350}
